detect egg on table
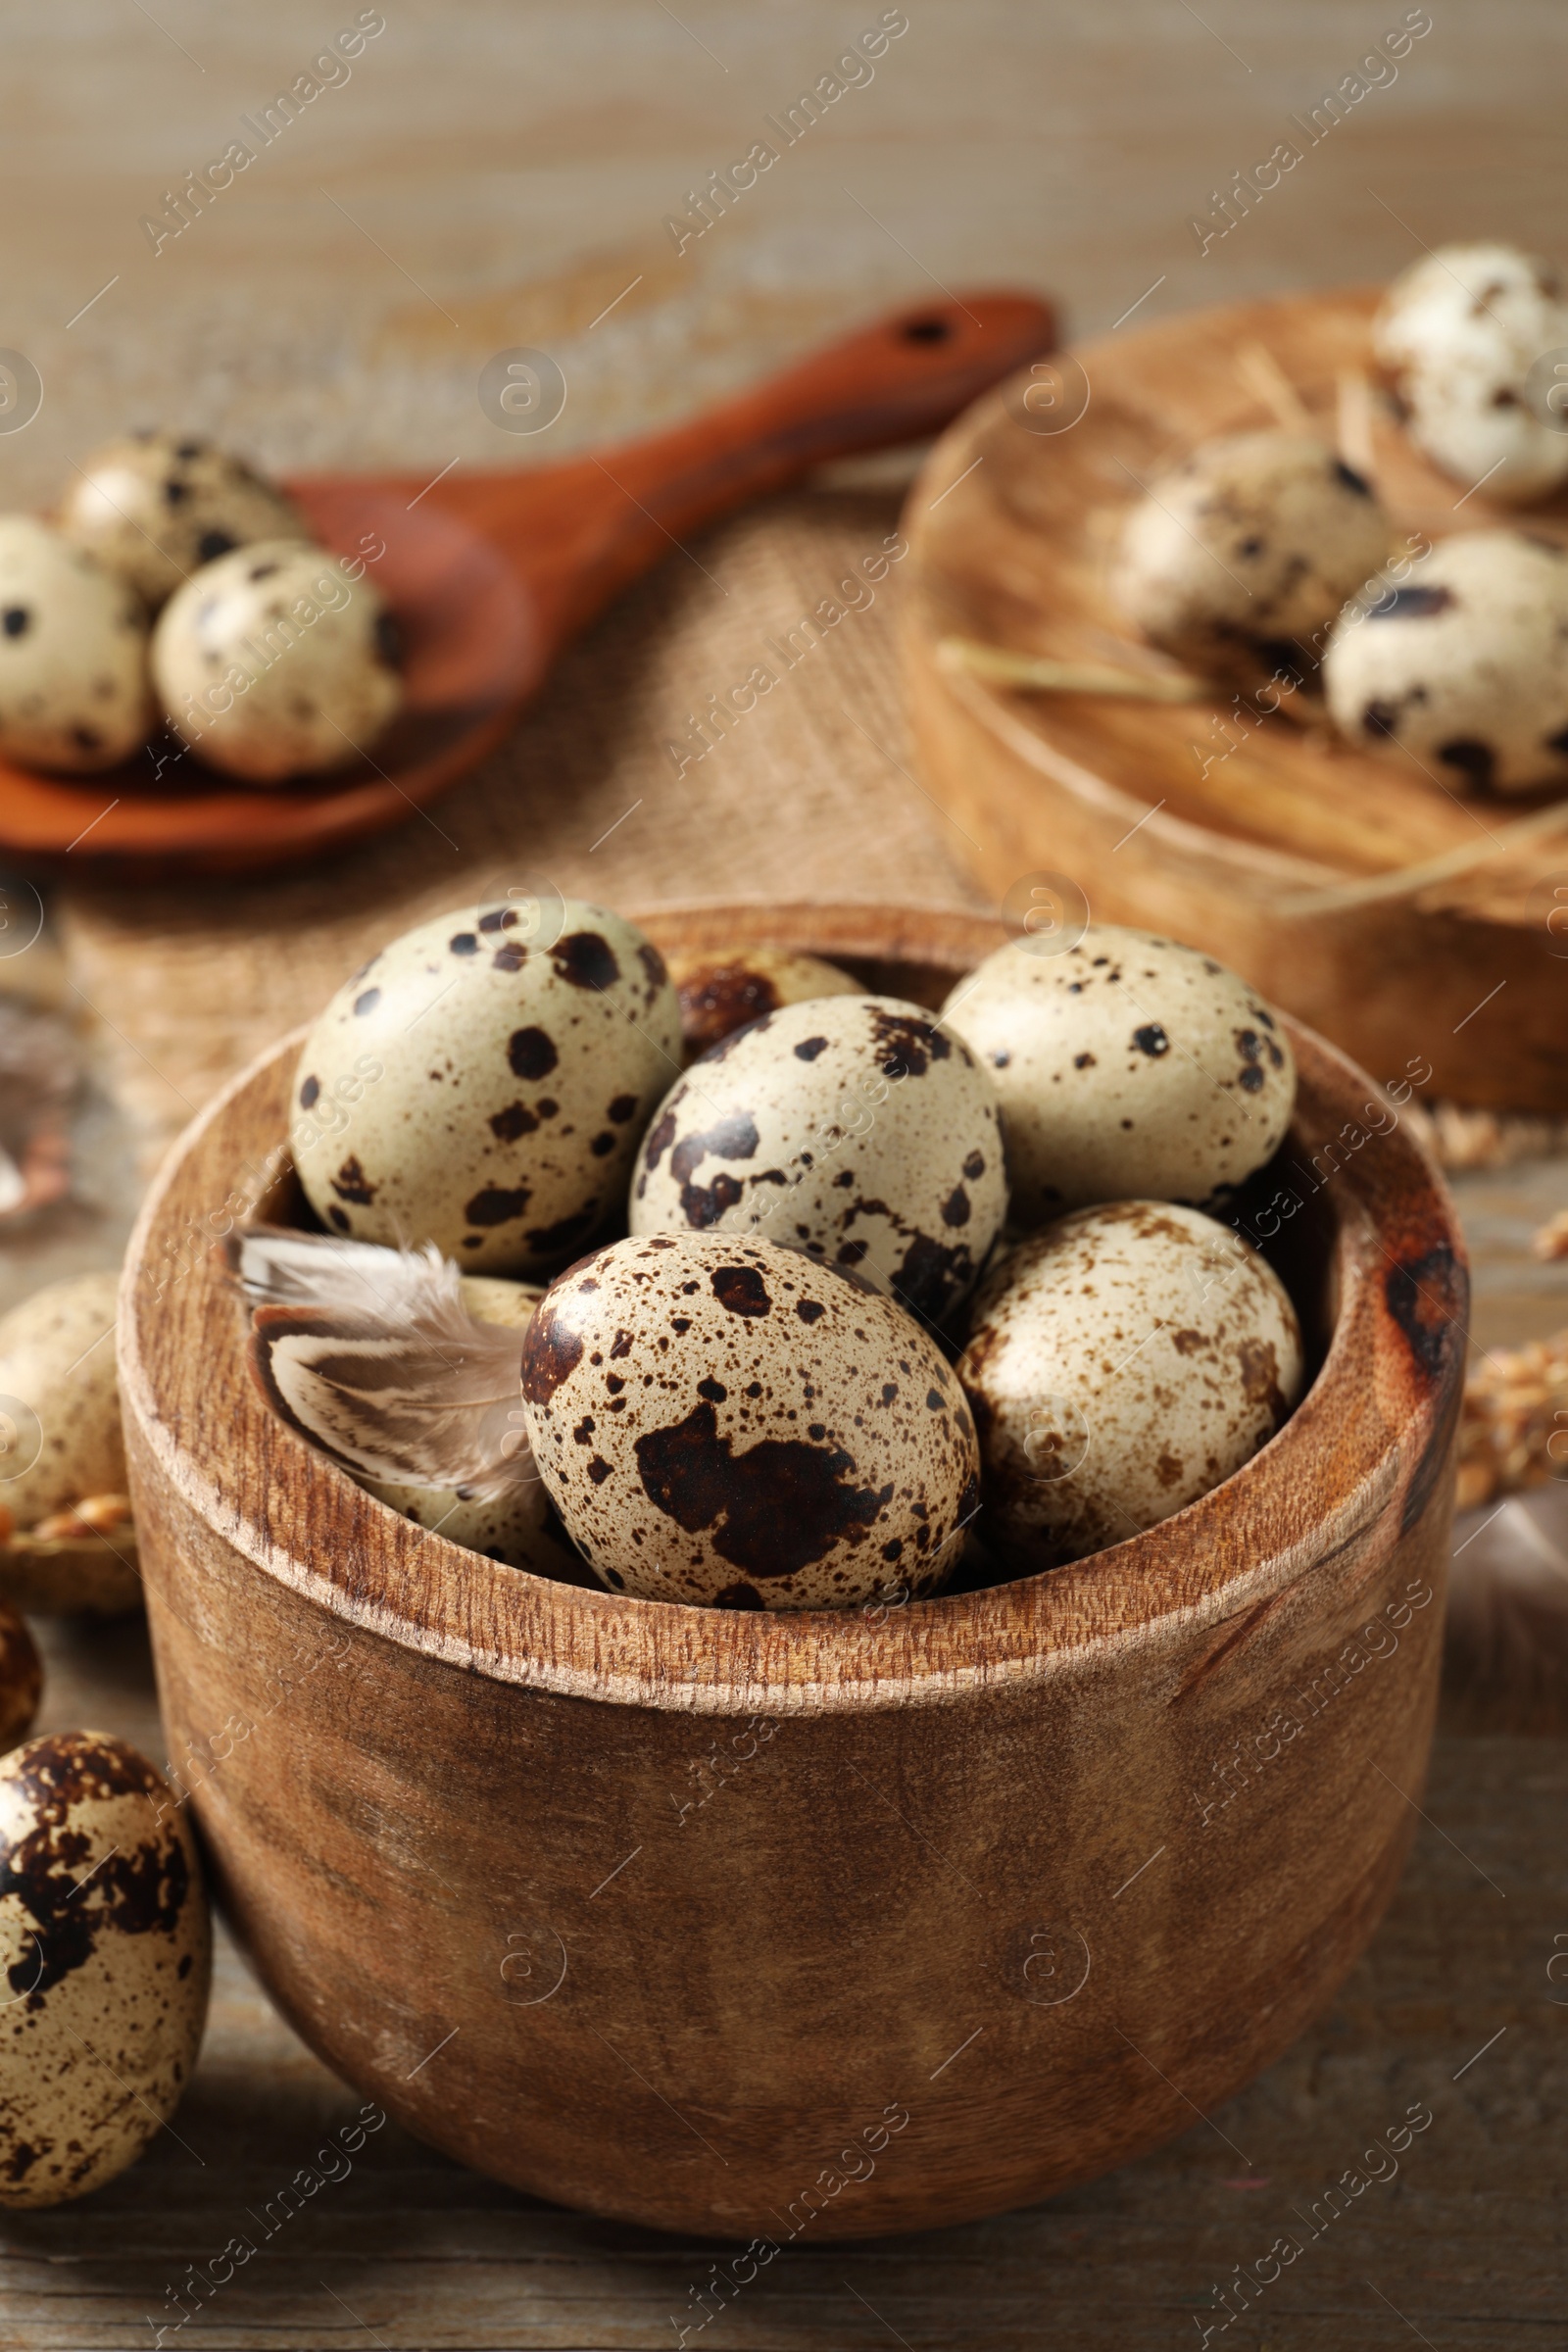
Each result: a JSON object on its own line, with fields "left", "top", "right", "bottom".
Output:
{"left": 293, "top": 901, "right": 682, "bottom": 1277}
{"left": 1111, "top": 429, "right": 1392, "bottom": 688}
{"left": 1374, "top": 243, "right": 1568, "bottom": 505}
{"left": 958, "top": 1200, "right": 1304, "bottom": 1569}
{"left": 153, "top": 538, "right": 403, "bottom": 781}
{"left": 57, "top": 431, "right": 305, "bottom": 608}
{"left": 0, "top": 1270, "right": 126, "bottom": 1536}
{"left": 0, "top": 518, "right": 152, "bottom": 773}
{"left": 941, "top": 926, "right": 1296, "bottom": 1225}
{"left": 629, "top": 994, "right": 1006, "bottom": 1328}
{"left": 1324, "top": 528, "right": 1568, "bottom": 794}
{"left": 664, "top": 944, "right": 860, "bottom": 1058}
{"left": 520, "top": 1232, "right": 980, "bottom": 1608}
{"left": 0, "top": 1731, "right": 210, "bottom": 2208}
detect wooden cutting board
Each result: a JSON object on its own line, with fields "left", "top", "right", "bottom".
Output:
{"left": 902, "top": 287, "right": 1568, "bottom": 1112}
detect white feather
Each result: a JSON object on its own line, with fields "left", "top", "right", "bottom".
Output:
{"left": 227, "top": 1225, "right": 535, "bottom": 1494}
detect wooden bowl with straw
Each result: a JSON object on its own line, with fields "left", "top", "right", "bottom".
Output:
{"left": 118, "top": 903, "right": 1466, "bottom": 2237}
{"left": 903, "top": 288, "right": 1568, "bottom": 1112}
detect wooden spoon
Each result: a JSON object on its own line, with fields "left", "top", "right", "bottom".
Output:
{"left": 3, "top": 292, "right": 1054, "bottom": 873}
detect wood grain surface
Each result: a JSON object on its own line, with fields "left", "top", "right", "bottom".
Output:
{"left": 1, "top": 2, "right": 1565, "bottom": 2340}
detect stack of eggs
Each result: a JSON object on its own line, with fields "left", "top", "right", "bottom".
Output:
{"left": 0, "top": 433, "right": 402, "bottom": 783}
{"left": 1112, "top": 239, "right": 1568, "bottom": 800}
{"left": 268, "top": 900, "right": 1305, "bottom": 1610}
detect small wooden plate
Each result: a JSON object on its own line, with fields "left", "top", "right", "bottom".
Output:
{"left": 0, "top": 294, "right": 1054, "bottom": 875}
{"left": 903, "top": 287, "right": 1568, "bottom": 1111}
{"left": 120, "top": 903, "right": 1464, "bottom": 2237}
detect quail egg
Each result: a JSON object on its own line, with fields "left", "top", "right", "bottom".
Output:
{"left": 665, "top": 944, "right": 859, "bottom": 1058}
{"left": 958, "top": 1200, "right": 1304, "bottom": 1569}
{"left": 152, "top": 538, "right": 402, "bottom": 781}
{"left": 1375, "top": 243, "right": 1568, "bottom": 505}
{"left": 1112, "top": 429, "right": 1393, "bottom": 687}
{"left": 293, "top": 901, "right": 681, "bottom": 1277}
{"left": 1324, "top": 529, "right": 1568, "bottom": 793}
{"left": 0, "top": 1730, "right": 210, "bottom": 2207}
{"left": 0, "top": 1271, "right": 125, "bottom": 1536}
{"left": 521, "top": 1233, "right": 979, "bottom": 1608}
{"left": 0, "top": 518, "right": 152, "bottom": 773}
{"left": 941, "top": 927, "right": 1295, "bottom": 1224}
{"left": 58, "top": 432, "right": 305, "bottom": 609}
{"left": 629, "top": 995, "right": 1006, "bottom": 1328}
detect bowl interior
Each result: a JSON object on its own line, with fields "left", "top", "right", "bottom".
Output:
{"left": 122, "top": 904, "right": 1462, "bottom": 1709}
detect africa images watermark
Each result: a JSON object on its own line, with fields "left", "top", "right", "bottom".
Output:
{"left": 1189, "top": 8, "right": 1433, "bottom": 256}
{"left": 139, "top": 10, "right": 387, "bottom": 256}
{"left": 662, "top": 9, "right": 909, "bottom": 256}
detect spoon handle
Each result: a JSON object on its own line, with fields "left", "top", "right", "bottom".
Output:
{"left": 422, "top": 290, "right": 1056, "bottom": 649}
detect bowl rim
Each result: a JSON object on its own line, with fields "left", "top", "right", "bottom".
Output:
{"left": 119, "top": 901, "right": 1467, "bottom": 1716}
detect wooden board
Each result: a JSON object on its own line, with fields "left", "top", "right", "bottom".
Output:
{"left": 902, "top": 288, "right": 1568, "bottom": 1112}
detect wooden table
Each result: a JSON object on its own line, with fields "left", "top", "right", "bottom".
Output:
{"left": 2, "top": 4, "right": 1567, "bottom": 2341}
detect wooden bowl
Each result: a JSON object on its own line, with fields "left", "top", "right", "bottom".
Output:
{"left": 903, "top": 288, "right": 1568, "bottom": 1112}
{"left": 118, "top": 904, "right": 1466, "bottom": 2238}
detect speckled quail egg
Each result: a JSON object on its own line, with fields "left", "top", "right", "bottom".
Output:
{"left": 1374, "top": 243, "right": 1568, "bottom": 504}
{"left": 0, "top": 1271, "right": 125, "bottom": 1536}
{"left": 152, "top": 538, "right": 402, "bottom": 781}
{"left": 958, "top": 1200, "right": 1304, "bottom": 1569}
{"left": 941, "top": 927, "right": 1296, "bottom": 1224}
{"left": 0, "top": 1603, "right": 38, "bottom": 1754}
{"left": 0, "top": 518, "right": 152, "bottom": 773}
{"left": 0, "top": 1730, "right": 210, "bottom": 2207}
{"left": 521, "top": 1232, "right": 980, "bottom": 1609}
{"left": 629, "top": 996, "right": 1006, "bottom": 1328}
{"left": 294, "top": 902, "right": 681, "bottom": 1277}
{"left": 358, "top": 1273, "right": 592, "bottom": 1582}
{"left": 1112, "top": 429, "right": 1393, "bottom": 687}
{"left": 1324, "top": 529, "right": 1568, "bottom": 793}
{"left": 58, "top": 431, "right": 305, "bottom": 609}
{"left": 664, "top": 944, "right": 860, "bottom": 1058}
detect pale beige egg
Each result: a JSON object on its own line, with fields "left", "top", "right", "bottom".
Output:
{"left": 0, "top": 1731, "right": 210, "bottom": 2208}
{"left": 0, "top": 518, "right": 152, "bottom": 773}
{"left": 58, "top": 432, "right": 305, "bottom": 607}
{"left": 153, "top": 539, "right": 402, "bottom": 781}
{"left": 941, "top": 927, "right": 1296, "bottom": 1224}
{"left": 0, "top": 1271, "right": 125, "bottom": 1534}
{"left": 1111, "top": 428, "right": 1392, "bottom": 687}
{"left": 958, "top": 1200, "right": 1303, "bottom": 1569}
{"left": 1324, "top": 530, "right": 1568, "bottom": 794}
{"left": 292, "top": 902, "right": 681, "bottom": 1277}
{"left": 629, "top": 994, "right": 1006, "bottom": 1329}
{"left": 521, "top": 1233, "right": 980, "bottom": 1609}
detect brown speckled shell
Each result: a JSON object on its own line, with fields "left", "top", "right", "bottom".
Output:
{"left": 958, "top": 1200, "right": 1304, "bottom": 1568}
{"left": 293, "top": 901, "right": 681, "bottom": 1277}
{"left": 521, "top": 1232, "right": 980, "bottom": 1608}
{"left": 0, "top": 1731, "right": 209, "bottom": 2208}
{"left": 942, "top": 927, "right": 1296, "bottom": 1225}
{"left": 629, "top": 994, "right": 1006, "bottom": 1329}
{"left": 664, "top": 945, "right": 859, "bottom": 1058}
